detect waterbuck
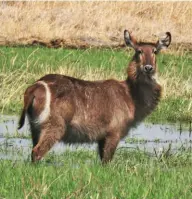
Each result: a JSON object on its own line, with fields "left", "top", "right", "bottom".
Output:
{"left": 18, "top": 30, "right": 171, "bottom": 163}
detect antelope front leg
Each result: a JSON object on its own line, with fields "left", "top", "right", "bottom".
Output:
{"left": 101, "top": 134, "right": 120, "bottom": 164}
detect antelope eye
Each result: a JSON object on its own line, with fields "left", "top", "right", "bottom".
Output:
{"left": 153, "top": 48, "right": 157, "bottom": 54}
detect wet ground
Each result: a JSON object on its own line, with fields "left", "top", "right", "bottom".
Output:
{"left": 0, "top": 115, "right": 191, "bottom": 160}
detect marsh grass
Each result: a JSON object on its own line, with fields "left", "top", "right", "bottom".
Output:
{"left": 0, "top": 46, "right": 191, "bottom": 123}
{"left": 0, "top": 149, "right": 192, "bottom": 199}
{"left": 4, "top": 131, "right": 30, "bottom": 139}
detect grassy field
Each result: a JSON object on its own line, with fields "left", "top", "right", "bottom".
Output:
{"left": 0, "top": 46, "right": 191, "bottom": 123}
{"left": 0, "top": 2, "right": 191, "bottom": 199}
{"left": 0, "top": 150, "right": 192, "bottom": 199}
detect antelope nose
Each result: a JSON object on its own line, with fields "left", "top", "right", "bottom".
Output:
{"left": 144, "top": 65, "right": 153, "bottom": 73}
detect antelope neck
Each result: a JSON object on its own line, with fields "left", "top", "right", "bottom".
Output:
{"left": 125, "top": 77, "right": 162, "bottom": 123}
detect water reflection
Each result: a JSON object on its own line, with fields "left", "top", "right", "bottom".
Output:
{"left": 0, "top": 115, "right": 191, "bottom": 160}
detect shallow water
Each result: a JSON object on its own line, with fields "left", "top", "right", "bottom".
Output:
{"left": 0, "top": 115, "right": 191, "bottom": 160}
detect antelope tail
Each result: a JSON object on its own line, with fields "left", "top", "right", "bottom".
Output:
{"left": 18, "top": 94, "right": 34, "bottom": 130}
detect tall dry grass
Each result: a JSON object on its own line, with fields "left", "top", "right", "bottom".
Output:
{"left": 0, "top": 1, "right": 192, "bottom": 49}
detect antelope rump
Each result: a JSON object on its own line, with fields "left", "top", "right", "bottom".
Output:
{"left": 18, "top": 30, "right": 171, "bottom": 163}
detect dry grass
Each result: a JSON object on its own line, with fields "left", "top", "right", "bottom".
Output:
{"left": 0, "top": 62, "right": 123, "bottom": 114}
{"left": 160, "top": 69, "right": 192, "bottom": 101}
{"left": 0, "top": 1, "right": 192, "bottom": 50}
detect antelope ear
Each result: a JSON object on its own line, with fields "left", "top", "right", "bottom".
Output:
{"left": 156, "top": 32, "right": 171, "bottom": 52}
{"left": 124, "top": 30, "right": 137, "bottom": 50}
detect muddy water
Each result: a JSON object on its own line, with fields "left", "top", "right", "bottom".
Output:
{"left": 0, "top": 115, "right": 191, "bottom": 160}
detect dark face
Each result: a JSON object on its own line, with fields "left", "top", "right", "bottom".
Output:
{"left": 134, "top": 45, "right": 157, "bottom": 76}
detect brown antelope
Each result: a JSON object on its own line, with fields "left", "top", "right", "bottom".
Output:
{"left": 18, "top": 30, "right": 171, "bottom": 163}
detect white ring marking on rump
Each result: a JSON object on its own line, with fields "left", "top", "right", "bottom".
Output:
{"left": 38, "top": 81, "right": 51, "bottom": 123}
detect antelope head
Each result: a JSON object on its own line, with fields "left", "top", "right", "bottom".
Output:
{"left": 124, "top": 30, "right": 171, "bottom": 82}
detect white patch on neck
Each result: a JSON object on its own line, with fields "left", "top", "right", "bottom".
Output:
{"left": 152, "top": 73, "right": 160, "bottom": 84}
{"left": 38, "top": 81, "right": 51, "bottom": 123}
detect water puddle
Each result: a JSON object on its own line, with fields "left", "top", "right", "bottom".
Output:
{"left": 0, "top": 115, "right": 191, "bottom": 160}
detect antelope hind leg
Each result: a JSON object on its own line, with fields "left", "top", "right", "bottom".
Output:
{"left": 31, "top": 126, "right": 65, "bottom": 162}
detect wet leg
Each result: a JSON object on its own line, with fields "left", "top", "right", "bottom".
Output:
{"left": 30, "top": 122, "right": 40, "bottom": 147}
{"left": 31, "top": 125, "right": 65, "bottom": 162}
{"left": 30, "top": 122, "right": 41, "bottom": 161}
{"left": 102, "top": 135, "right": 120, "bottom": 164}
{"left": 98, "top": 138, "right": 106, "bottom": 160}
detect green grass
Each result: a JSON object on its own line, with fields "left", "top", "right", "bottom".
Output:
{"left": 0, "top": 150, "right": 192, "bottom": 199}
{"left": 0, "top": 6, "right": 191, "bottom": 199}
{"left": 0, "top": 46, "right": 191, "bottom": 123}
